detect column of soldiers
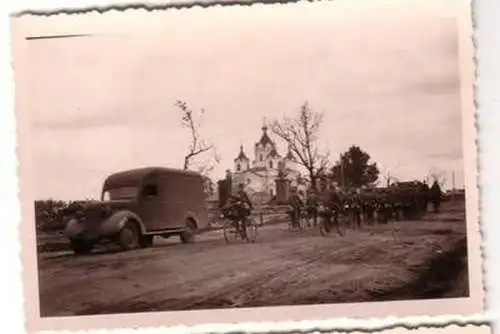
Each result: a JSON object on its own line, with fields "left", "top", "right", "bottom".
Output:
{"left": 287, "top": 180, "right": 442, "bottom": 230}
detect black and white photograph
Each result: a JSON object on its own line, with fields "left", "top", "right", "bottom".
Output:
{"left": 10, "top": 0, "right": 482, "bottom": 330}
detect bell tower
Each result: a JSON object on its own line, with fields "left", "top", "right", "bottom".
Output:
{"left": 234, "top": 144, "right": 249, "bottom": 172}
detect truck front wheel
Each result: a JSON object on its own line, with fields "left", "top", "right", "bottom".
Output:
{"left": 70, "top": 239, "right": 93, "bottom": 255}
{"left": 117, "top": 221, "right": 141, "bottom": 250}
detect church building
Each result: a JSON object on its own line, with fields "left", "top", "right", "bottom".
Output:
{"left": 230, "top": 124, "right": 301, "bottom": 202}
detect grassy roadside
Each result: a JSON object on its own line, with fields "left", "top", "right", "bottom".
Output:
{"left": 368, "top": 236, "right": 468, "bottom": 301}
{"left": 245, "top": 221, "right": 469, "bottom": 306}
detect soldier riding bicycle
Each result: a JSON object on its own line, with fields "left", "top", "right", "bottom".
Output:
{"left": 221, "top": 184, "right": 254, "bottom": 241}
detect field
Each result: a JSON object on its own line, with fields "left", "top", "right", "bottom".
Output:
{"left": 36, "top": 199, "right": 468, "bottom": 317}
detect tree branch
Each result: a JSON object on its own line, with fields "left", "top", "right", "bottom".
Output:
{"left": 175, "top": 100, "right": 216, "bottom": 171}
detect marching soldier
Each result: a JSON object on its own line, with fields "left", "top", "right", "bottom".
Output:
{"left": 430, "top": 180, "right": 443, "bottom": 213}
{"left": 318, "top": 185, "right": 343, "bottom": 234}
{"left": 363, "top": 197, "right": 376, "bottom": 225}
{"left": 288, "top": 187, "right": 304, "bottom": 230}
{"left": 420, "top": 181, "right": 430, "bottom": 213}
{"left": 375, "top": 192, "right": 390, "bottom": 224}
{"left": 350, "top": 192, "right": 363, "bottom": 230}
{"left": 306, "top": 188, "right": 319, "bottom": 227}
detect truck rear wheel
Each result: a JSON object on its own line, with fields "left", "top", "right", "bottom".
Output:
{"left": 180, "top": 219, "right": 196, "bottom": 244}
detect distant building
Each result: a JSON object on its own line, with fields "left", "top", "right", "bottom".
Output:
{"left": 229, "top": 124, "right": 302, "bottom": 203}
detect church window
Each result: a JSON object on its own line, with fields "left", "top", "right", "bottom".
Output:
{"left": 260, "top": 154, "right": 263, "bottom": 161}
{"left": 247, "top": 178, "right": 251, "bottom": 184}
{"left": 237, "top": 164, "right": 241, "bottom": 171}
{"left": 269, "top": 161, "right": 273, "bottom": 169}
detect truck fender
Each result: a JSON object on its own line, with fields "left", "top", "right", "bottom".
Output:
{"left": 64, "top": 218, "right": 85, "bottom": 239}
{"left": 99, "top": 210, "right": 146, "bottom": 237}
{"left": 183, "top": 211, "right": 199, "bottom": 229}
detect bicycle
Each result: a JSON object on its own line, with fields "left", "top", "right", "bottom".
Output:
{"left": 318, "top": 204, "right": 346, "bottom": 237}
{"left": 219, "top": 200, "right": 259, "bottom": 244}
{"left": 287, "top": 207, "right": 302, "bottom": 231}
{"left": 287, "top": 206, "right": 313, "bottom": 232}
{"left": 222, "top": 215, "right": 259, "bottom": 244}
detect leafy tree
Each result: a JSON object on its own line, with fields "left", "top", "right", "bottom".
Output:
{"left": 329, "top": 146, "right": 379, "bottom": 189}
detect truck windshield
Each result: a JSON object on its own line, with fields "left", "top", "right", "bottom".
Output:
{"left": 103, "top": 186, "right": 139, "bottom": 201}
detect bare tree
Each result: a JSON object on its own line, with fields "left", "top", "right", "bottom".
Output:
{"left": 174, "top": 100, "right": 221, "bottom": 170}
{"left": 427, "top": 167, "right": 447, "bottom": 188}
{"left": 270, "top": 102, "right": 329, "bottom": 190}
{"left": 382, "top": 173, "right": 399, "bottom": 187}
{"left": 174, "top": 100, "right": 221, "bottom": 198}
{"left": 378, "top": 163, "right": 401, "bottom": 188}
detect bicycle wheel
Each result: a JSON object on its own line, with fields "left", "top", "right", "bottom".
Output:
{"left": 302, "top": 214, "right": 311, "bottom": 229}
{"left": 287, "top": 216, "right": 295, "bottom": 231}
{"left": 223, "top": 222, "right": 238, "bottom": 244}
{"left": 319, "top": 217, "right": 332, "bottom": 236}
{"left": 335, "top": 215, "right": 347, "bottom": 236}
{"left": 297, "top": 214, "right": 305, "bottom": 230}
{"left": 246, "top": 219, "right": 258, "bottom": 243}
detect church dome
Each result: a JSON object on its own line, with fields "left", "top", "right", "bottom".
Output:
{"left": 255, "top": 125, "right": 274, "bottom": 147}
{"left": 234, "top": 145, "right": 249, "bottom": 161}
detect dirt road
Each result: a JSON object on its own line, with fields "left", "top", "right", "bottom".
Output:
{"left": 37, "top": 202, "right": 468, "bottom": 317}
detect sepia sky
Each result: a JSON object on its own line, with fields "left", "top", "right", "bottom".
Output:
{"left": 20, "top": 0, "right": 466, "bottom": 200}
